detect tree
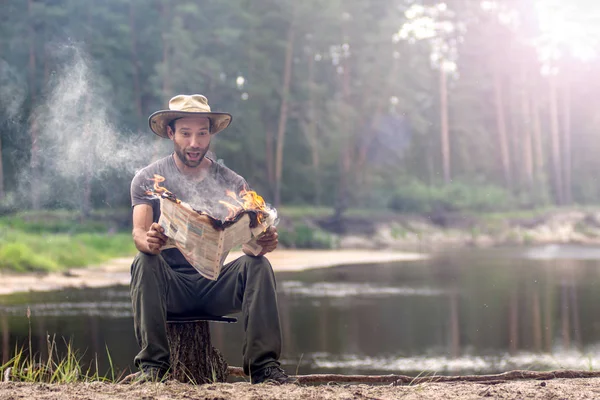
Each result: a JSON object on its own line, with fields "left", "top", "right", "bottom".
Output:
{"left": 398, "top": 3, "right": 463, "bottom": 185}
{"left": 273, "top": 2, "right": 295, "bottom": 208}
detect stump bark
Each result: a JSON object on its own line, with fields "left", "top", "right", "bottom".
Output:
{"left": 166, "top": 320, "right": 228, "bottom": 384}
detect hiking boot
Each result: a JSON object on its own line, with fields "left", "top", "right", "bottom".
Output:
{"left": 121, "top": 366, "right": 168, "bottom": 384}
{"left": 251, "top": 366, "right": 299, "bottom": 385}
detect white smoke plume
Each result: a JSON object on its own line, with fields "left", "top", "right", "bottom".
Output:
{"left": 24, "top": 45, "right": 157, "bottom": 209}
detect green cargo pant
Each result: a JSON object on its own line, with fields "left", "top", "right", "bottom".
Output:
{"left": 130, "top": 252, "right": 282, "bottom": 376}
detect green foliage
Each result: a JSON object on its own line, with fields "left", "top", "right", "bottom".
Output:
{"left": 0, "top": 209, "right": 131, "bottom": 233}
{"left": 278, "top": 221, "right": 337, "bottom": 249}
{"left": 0, "top": 0, "right": 598, "bottom": 218}
{"left": 389, "top": 180, "right": 515, "bottom": 214}
{"left": 0, "top": 212, "right": 136, "bottom": 272}
{"left": 0, "top": 242, "right": 57, "bottom": 272}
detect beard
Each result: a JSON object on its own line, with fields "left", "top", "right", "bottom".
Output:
{"left": 174, "top": 145, "right": 209, "bottom": 168}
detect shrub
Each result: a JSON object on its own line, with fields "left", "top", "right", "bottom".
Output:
{"left": 0, "top": 242, "right": 58, "bottom": 272}
{"left": 0, "top": 225, "right": 135, "bottom": 272}
{"left": 278, "top": 222, "right": 337, "bottom": 249}
{"left": 389, "top": 180, "right": 514, "bottom": 214}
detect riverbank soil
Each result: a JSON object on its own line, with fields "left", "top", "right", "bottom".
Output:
{"left": 3, "top": 379, "right": 600, "bottom": 399}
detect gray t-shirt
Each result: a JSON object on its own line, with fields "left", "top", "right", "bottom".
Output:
{"left": 130, "top": 154, "right": 248, "bottom": 270}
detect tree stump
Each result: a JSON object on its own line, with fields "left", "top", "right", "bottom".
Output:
{"left": 166, "top": 320, "right": 228, "bottom": 384}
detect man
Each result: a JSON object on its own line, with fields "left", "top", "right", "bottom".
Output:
{"left": 129, "top": 94, "right": 296, "bottom": 384}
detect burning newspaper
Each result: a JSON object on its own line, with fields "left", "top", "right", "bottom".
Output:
{"left": 149, "top": 175, "right": 277, "bottom": 280}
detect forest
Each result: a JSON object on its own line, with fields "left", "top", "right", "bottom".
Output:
{"left": 0, "top": 0, "right": 599, "bottom": 218}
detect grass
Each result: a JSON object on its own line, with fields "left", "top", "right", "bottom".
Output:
{"left": 2, "top": 337, "right": 120, "bottom": 383}
{"left": 1, "top": 311, "right": 120, "bottom": 383}
{"left": 0, "top": 209, "right": 136, "bottom": 272}
{"left": 278, "top": 205, "right": 401, "bottom": 220}
{"left": 0, "top": 228, "right": 136, "bottom": 272}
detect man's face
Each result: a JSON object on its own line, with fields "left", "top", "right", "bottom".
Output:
{"left": 167, "top": 117, "right": 211, "bottom": 168}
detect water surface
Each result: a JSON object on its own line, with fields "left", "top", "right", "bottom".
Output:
{"left": 2, "top": 245, "right": 600, "bottom": 377}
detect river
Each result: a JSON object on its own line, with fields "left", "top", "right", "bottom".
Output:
{"left": 2, "top": 245, "right": 600, "bottom": 377}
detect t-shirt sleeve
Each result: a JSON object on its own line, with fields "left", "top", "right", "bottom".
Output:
{"left": 130, "top": 168, "right": 154, "bottom": 207}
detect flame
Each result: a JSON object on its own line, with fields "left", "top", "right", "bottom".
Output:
{"left": 147, "top": 174, "right": 181, "bottom": 204}
{"left": 146, "top": 174, "right": 268, "bottom": 222}
{"left": 219, "top": 189, "right": 269, "bottom": 223}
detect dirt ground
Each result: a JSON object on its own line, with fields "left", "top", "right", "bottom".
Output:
{"left": 2, "top": 378, "right": 600, "bottom": 400}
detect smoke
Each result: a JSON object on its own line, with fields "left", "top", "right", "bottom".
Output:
{"left": 23, "top": 45, "right": 156, "bottom": 209}
{"left": 16, "top": 44, "right": 254, "bottom": 216}
{"left": 0, "top": 59, "right": 27, "bottom": 121}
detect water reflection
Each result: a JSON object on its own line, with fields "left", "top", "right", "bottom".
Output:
{"left": 1, "top": 246, "right": 600, "bottom": 376}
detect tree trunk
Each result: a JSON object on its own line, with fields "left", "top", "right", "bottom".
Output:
{"left": 334, "top": 54, "right": 352, "bottom": 221}
{"left": 493, "top": 67, "right": 512, "bottom": 190}
{"left": 129, "top": 1, "right": 143, "bottom": 131}
{"left": 265, "top": 124, "right": 275, "bottom": 198}
{"left": 549, "top": 74, "right": 563, "bottom": 204}
{"left": 561, "top": 78, "right": 572, "bottom": 204}
{"left": 28, "top": 0, "right": 40, "bottom": 210}
{"left": 273, "top": 11, "right": 295, "bottom": 208}
{"left": 439, "top": 66, "right": 450, "bottom": 185}
{"left": 520, "top": 66, "right": 534, "bottom": 191}
{"left": 302, "top": 48, "right": 321, "bottom": 205}
{"left": 530, "top": 91, "right": 545, "bottom": 196}
{"left": 166, "top": 321, "right": 228, "bottom": 384}
{"left": 153, "top": 0, "right": 171, "bottom": 161}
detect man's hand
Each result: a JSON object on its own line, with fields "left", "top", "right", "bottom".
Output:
{"left": 146, "top": 222, "right": 168, "bottom": 255}
{"left": 244, "top": 226, "right": 278, "bottom": 256}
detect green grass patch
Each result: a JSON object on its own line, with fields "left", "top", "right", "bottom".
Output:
{"left": 0, "top": 227, "right": 135, "bottom": 272}
{"left": 278, "top": 222, "right": 338, "bottom": 249}
{"left": 1, "top": 316, "right": 120, "bottom": 383}
{"left": 0, "top": 208, "right": 131, "bottom": 234}
{"left": 0, "top": 209, "right": 135, "bottom": 272}
{"left": 278, "top": 205, "right": 401, "bottom": 220}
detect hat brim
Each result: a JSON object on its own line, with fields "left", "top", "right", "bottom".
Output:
{"left": 149, "top": 110, "right": 233, "bottom": 138}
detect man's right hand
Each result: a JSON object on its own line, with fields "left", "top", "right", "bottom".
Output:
{"left": 146, "top": 222, "right": 168, "bottom": 254}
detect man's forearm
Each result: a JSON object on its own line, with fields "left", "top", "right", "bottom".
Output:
{"left": 132, "top": 228, "right": 152, "bottom": 254}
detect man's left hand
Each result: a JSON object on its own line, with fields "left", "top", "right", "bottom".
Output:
{"left": 253, "top": 226, "right": 279, "bottom": 256}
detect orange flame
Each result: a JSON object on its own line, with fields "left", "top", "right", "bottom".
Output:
{"left": 219, "top": 189, "right": 269, "bottom": 222}
{"left": 146, "top": 174, "right": 267, "bottom": 222}
{"left": 146, "top": 174, "right": 181, "bottom": 204}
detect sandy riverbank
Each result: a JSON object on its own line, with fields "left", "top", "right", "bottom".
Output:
{"left": 0, "top": 249, "right": 427, "bottom": 296}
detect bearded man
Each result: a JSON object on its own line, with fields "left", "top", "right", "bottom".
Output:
{"left": 129, "top": 94, "right": 296, "bottom": 384}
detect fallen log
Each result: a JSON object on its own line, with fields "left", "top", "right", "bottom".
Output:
{"left": 226, "top": 367, "right": 600, "bottom": 385}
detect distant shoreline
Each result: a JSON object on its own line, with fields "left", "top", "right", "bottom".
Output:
{"left": 0, "top": 249, "right": 427, "bottom": 296}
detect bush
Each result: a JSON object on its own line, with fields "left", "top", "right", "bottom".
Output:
{"left": 0, "top": 209, "right": 130, "bottom": 234}
{"left": 389, "top": 180, "right": 514, "bottom": 214}
{"left": 0, "top": 225, "right": 136, "bottom": 272}
{"left": 0, "top": 242, "right": 58, "bottom": 272}
{"left": 278, "top": 221, "right": 337, "bottom": 249}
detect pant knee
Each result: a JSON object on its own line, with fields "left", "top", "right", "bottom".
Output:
{"left": 241, "top": 254, "right": 273, "bottom": 272}
{"left": 131, "top": 252, "right": 166, "bottom": 282}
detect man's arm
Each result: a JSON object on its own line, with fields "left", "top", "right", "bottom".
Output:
{"left": 242, "top": 226, "right": 278, "bottom": 257}
{"left": 132, "top": 204, "right": 168, "bottom": 254}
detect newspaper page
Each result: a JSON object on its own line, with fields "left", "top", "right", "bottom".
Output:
{"left": 158, "top": 197, "right": 271, "bottom": 280}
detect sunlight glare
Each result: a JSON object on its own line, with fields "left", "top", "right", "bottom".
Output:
{"left": 535, "top": 0, "right": 600, "bottom": 62}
